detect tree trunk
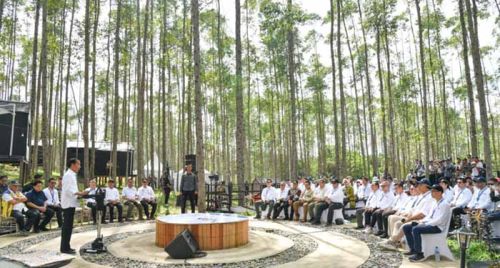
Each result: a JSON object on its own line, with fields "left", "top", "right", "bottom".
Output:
{"left": 29, "top": 0, "right": 41, "bottom": 177}
{"left": 111, "top": 0, "right": 122, "bottom": 180}
{"left": 329, "top": 0, "right": 339, "bottom": 177}
{"left": 40, "top": 0, "right": 50, "bottom": 181}
{"left": 465, "top": 0, "right": 491, "bottom": 177}
{"left": 416, "top": 0, "right": 430, "bottom": 177}
{"left": 191, "top": 0, "right": 205, "bottom": 212}
{"left": 286, "top": 0, "right": 298, "bottom": 179}
{"left": 235, "top": 0, "right": 246, "bottom": 205}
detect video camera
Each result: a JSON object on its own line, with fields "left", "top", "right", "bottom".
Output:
{"left": 83, "top": 187, "right": 106, "bottom": 211}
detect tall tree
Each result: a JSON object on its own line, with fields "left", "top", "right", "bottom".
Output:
{"left": 287, "top": 0, "right": 298, "bottom": 179}
{"left": 465, "top": 0, "right": 491, "bottom": 177}
{"left": 235, "top": 0, "right": 245, "bottom": 205}
{"left": 111, "top": 0, "right": 122, "bottom": 180}
{"left": 192, "top": 0, "right": 205, "bottom": 212}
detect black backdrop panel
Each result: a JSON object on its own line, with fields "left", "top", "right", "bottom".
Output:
{"left": 66, "top": 147, "right": 134, "bottom": 177}
{"left": 0, "top": 112, "right": 29, "bottom": 161}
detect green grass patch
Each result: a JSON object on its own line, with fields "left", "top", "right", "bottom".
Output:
{"left": 448, "top": 238, "right": 500, "bottom": 262}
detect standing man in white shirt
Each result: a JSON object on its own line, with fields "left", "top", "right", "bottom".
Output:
{"left": 105, "top": 179, "right": 123, "bottom": 223}
{"left": 254, "top": 179, "right": 277, "bottom": 219}
{"left": 138, "top": 179, "right": 157, "bottom": 220}
{"left": 43, "top": 178, "right": 63, "bottom": 228}
{"left": 272, "top": 182, "right": 290, "bottom": 220}
{"left": 122, "top": 178, "right": 144, "bottom": 221}
{"left": 60, "top": 158, "right": 87, "bottom": 254}
{"left": 403, "top": 185, "right": 451, "bottom": 262}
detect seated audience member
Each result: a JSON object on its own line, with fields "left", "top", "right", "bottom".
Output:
{"left": 403, "top": 185, "right": 451, "bottom": 262}
{"left": 355, "top": 182, "right": 381, "bottom": 231}
{"left": 487, "top": 178, "right": 499, "bottom": 221}
{"left": 293, "top": 180, "right": 314, "bottom": 222}
{"left": 381, "top": 179, "right": 434, "bottom": 251}
{"left": 1, "top": 180, "right": 32, "bottom": 235}
{"left": 0, "top": 175, "right": 8, "bottom": 194}
{"left": 374, "top": 182, "right": 407, "bottom": 238}
{"left": 122, "top": 178, "right": 144, "bottom": 221}
{"left": 309, "top": 179, "right": 329, "bottom": 223}
{"left": 273, "top": 182, "right": 290, "bottom": 220}
{"left": 449, "top": 177, "right": 473, "bottom": 232}
{"left": 467, "top": 177, "right": 493, "bottom": 212}
{"left": 43, "top": 178, "right": 63, "bottom": 228}
{"left": 343, "top": 178, "right": 356, "bottom": 209}
{"left": 439, "top": 179, "right": 454, "bottom": 204}
{"left": 138, "top": 179, "right": 157, "bottom": 220}
{"left": 386, "top": 186, "right": 418, "bottom": 238}
{"left": 356, "top": 177, "right": 372, "bottom": 207}
{"left": 367, "top": 181, "right": 395, "bottom": 234}
{"left": 325, "top": 178, "right": 344, "bottom": 226}
{"left": 85, "top": 179, "right": 105, "bottom": 224}
{"left": 105, "top": 179, "right": 123, "bottom": 223}
{"left": 25, "top": 180, "right": 54, "bottom": 232}
{"left": 254, "top": 179, "right": 277, "bottom": 219}
{"left": 287, "top": 181, "right": 301, "bottom": 221}
{"left": 22, "top": 174, "right": 42, "bottom": 194}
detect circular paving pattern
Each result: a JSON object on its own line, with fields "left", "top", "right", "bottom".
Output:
{"left": 0, "top": 219, "right": 389, "bottom": 268}
{"left": 80, "top": 227, "right": 317, "bottom": 268}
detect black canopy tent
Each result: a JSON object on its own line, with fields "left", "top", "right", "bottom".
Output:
{"left": 65, "top": 141, "right": 134, "bottom": 177}
{"left": 0, "top": 100, "right": 30, "bottom": 163}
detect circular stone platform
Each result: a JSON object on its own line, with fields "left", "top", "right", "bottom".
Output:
{"left": 109, "top": 229, "right": 293, "bottom": 265}
{"left": 155, "top": 213, "right": 249, "bottom": 250}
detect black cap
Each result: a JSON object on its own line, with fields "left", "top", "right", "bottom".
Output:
{"left": 9, "top": 180, "right": 21, "bottom": 185}
{"left": 474, "top": 177, "right": 486, "bottom": 183}
{"left": 431, "top": 184, "right": 444, "bottom": 193}
{"left": 331, "top": 178, "right": 340, "bottom": 184}
{"left": 417, "top": 179, "right": 431, "bottom": 187}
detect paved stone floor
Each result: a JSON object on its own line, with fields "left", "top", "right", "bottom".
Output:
{"left": 0, "top": 217, "right": 460, "bottom": 268}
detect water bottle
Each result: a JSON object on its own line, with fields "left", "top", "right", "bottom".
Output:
{"left": 434, "top": 246, "right": 440, "bottom": 262}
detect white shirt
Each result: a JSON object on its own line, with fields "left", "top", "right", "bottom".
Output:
{"left": 122, "top": 186, "right": 138, "bottom": 200}
{"left": 399, "top": 195, "right": 418, "bottom": 213}
{"left": 137, "top": 185, "right": 155, "bottom": 200}
{"left": 327, "top": 186, "right": 344, "bottom": 203}
{"left": 443, "top": 189, "right": 454, "bottom": 204}
{"left": 105, "top": 187, "right": 120, "bottom": 202}
{"left": 412, "top": 191, "right": 434, "bottom": 216}
{"left": 313, "top": 186, "right": 329, "bottom": 201}
{"left": 261, "top": 187, "right": 277, "bottom": 202}
{"left": 451, "top": 187, "right": 472, "bottom": 208}
{"left": 378, "top": 190, "right": 396, "bottom": 210}
{"left": 422, "top": 198, "right": 451, "bottom": 231}
{"left": 366, "top": 189, "right": 381, "bottom": 208}
{"left": 276, "top": 188, "right": 289, "bottom": 201}
{"left": 2, "top": 189, "right": 28, "bottom": 212}
{"left": 85, "top": 187, "right": 97, "bottom": 204}
{"left": 468, "top": 187, "right": 493, "bottom": 211}
{"left": 61, "top": 169, "right": 79, "bottom": 208}
{"left": 391, "top": 192, "right": 409, "bottom": 211}
{"left": 43, "top": 187, "right": 60, "bottom": 206}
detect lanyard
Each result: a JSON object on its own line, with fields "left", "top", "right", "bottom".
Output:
{"left": 415, "top": 192, "right": 430, "bottom": 207}
{"left": 476, "top": 187, "right": 487, "bottom": 201}
{"left": 456, "top": 189, "right": 464, "bottom": 201}
{"left": 430, "top": 198, "right": 444, "bottom": 219}
{"left": 379, "top": 192, "right": 385, "bottom": 202}
{"left": 49, "top": 189, "right": 55, "bottom": 203}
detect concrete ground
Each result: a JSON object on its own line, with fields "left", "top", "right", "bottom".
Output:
{"left": 0, "top": 217, "right": 460, "bottom": 268}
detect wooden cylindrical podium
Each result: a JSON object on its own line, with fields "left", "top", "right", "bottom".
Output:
{"left": 156, "top": 213, "right": 249, "bottom": 250}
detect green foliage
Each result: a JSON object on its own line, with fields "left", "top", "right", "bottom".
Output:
{"left": 448, "top": 239, "right": 500, "bottom": 262}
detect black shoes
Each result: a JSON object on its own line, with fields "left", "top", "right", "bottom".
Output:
{"left": 409, "top": 253, "right": 425, "bottom": 262}
{"left": 61, "top": 248, "right": 76, "bottom": 255}
{"left": 403, "top": 251, "right": 416, "bottom": 256}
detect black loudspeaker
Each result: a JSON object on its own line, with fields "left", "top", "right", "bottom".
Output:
{"left": 164, "top": 229, "right": 199, "bottom": 259}
{"left": 0, "top": 101, "right": 29, "bottom": 163}
{"left": 185, "top": 154, "right": 196, "bottom": 171}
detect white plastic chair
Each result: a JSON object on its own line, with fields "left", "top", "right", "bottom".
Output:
{"left": 421, "top": 212, "right": 454, "bottom": 261}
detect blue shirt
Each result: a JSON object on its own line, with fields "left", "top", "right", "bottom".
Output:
{"left": 26, "top": 189, "right": 47, "bottom": 207}
{"left": 0, "top": 185, "right": 8, "bottom": 194}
